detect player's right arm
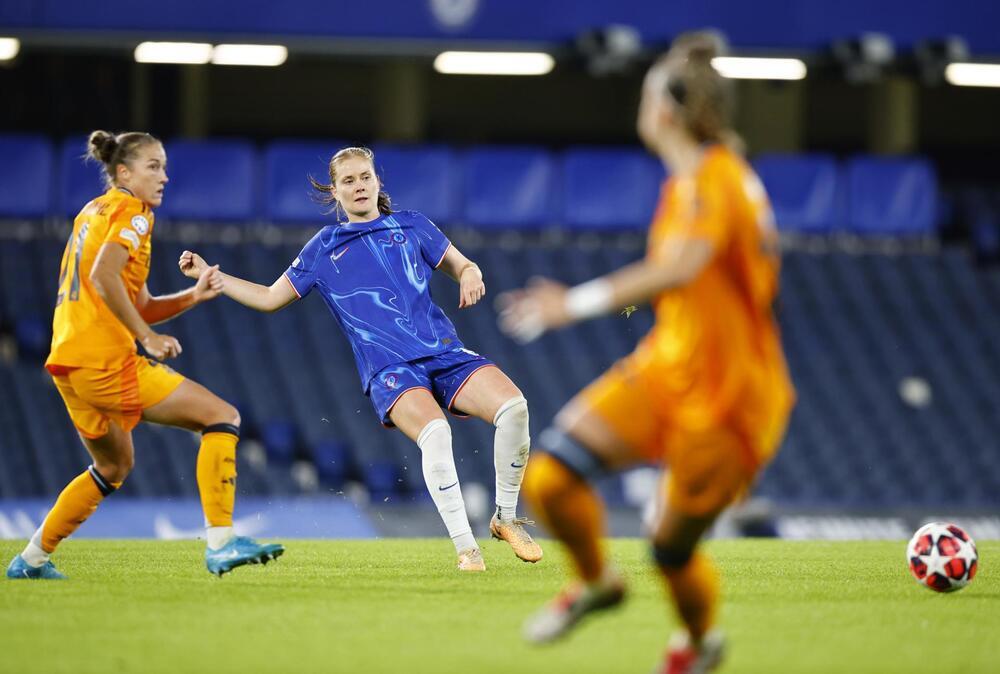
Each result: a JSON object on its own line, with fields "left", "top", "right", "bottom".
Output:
{"left": 179, "top": 250, "right": 297, "bottom": 313}
{"left": 90, "top": 242, "right": 182, "bottom": 360}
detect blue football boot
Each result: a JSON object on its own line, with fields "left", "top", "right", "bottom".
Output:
{"left": 6, "top": 555, "right": 67, "bottom": 580}
{"left": 205, "top": 536, "right": 285, "bottom": 577}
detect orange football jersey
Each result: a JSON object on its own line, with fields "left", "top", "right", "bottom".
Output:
{"left": 46, "top": 188, "right": 154, "bottom": 369}
{"left": 639, "top": 144, "right": 794, "bottom": 451}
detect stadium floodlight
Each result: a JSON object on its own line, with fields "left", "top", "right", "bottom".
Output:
{"left": 212, "top": 44, "right": 288, "bottom": 67}
{"left": 134, "top": 41, "right": 213, "bottom": 64}
{"left": 944, "top": 62, "right": 1000, "bottom": 87}
{"left": 0, "top": 37, "right": 20, "bottom": 61}
{"left": 433, "top": 51, "right": 555, "bottom": 76}
{"left": 710, "top": 57, "right": 807, "bottom": 80}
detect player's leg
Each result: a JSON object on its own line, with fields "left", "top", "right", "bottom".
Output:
{"left": 389, "top": 388, "right": 483, "bottom": 570}
{"left": 449, "top": 365, "right": 541, "bottom": 562}
{"left": 8, "top": 423, "right": 133, "bottom": 580}
{"left": 8, "top": 368, "right": 135, "bottom": 580}
{"left": 142, "top": 371, "right": 283, "bottom": 575}
{"left": 522, "top": 363, "right": 658, "bottom": 641}
{"left": 650, "top": 428, "right": 753, "bottom": 674}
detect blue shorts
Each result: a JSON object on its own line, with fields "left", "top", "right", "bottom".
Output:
{"left": 367, "top": 348, "right": 496, "bottom": 426}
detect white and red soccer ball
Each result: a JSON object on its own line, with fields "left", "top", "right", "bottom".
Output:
{"left": 907, "top": 522, "right": 978, "bottom": 593}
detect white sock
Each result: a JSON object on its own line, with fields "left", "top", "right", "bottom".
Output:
{"left": 493, "top": 396, "right": 530, "bottom": 522}
{"left": 20, "top": 539, "right": 48, "bottom": 568}
{"left": 417, "top": 419, "right": 477, "bottom": 553}
{"left": 206, "top": 526, "right": 234, "bottom": 550}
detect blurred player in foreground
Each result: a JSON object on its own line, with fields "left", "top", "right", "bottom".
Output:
{"left": 180, "top": 146, "right": 540, "bottom": 571}
{"left": 499, "top": 32, "right": 795, "bottom": 673}
{"left": 6, "top": 131, "right": 284, "bottom": 581}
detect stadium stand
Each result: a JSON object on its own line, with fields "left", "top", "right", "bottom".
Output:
{"left": 460, "top": 147, "right": 560, "bottom": 230}
{"left": 263, "top": 140, "right": 347, "bottom": 224}
{"left": 4, "top": 136, "right": 999, "bottom": 509}
{"left": 158, "top": 140, "right": 257, "bottom": 222}
{"left": 845, "top": 157, "right": 938, "bottom": 236}
{"left": 0, "top": 135, "right": 52, "bottom": 219}
{"left": 753, "top": 154, "right": 841, "bottom": 234}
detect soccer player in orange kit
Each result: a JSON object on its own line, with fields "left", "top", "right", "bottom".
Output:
{"left": 499, "top": 32, "right": 795, "bottom": 674}
{"left": 6, "top": 131, "right": 283, "bottom": 580}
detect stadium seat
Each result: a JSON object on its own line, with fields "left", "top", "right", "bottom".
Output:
{"left": 262, "top": 420, "right": 299, "bottom": 464}
{"left": 753, "top": 154, "right": 841, "bottom": 233}
{"left": 57, "top": 136, "right": 106, "bottom": 218}
{"left": 562, "top": 147, "right": 664, "bottom": 231}
{"left": 160, "top": 140, "right": 257, "bottom": 221}
{"left": 461, "top": 147, "right": 558, "bottom": 230}
{"left": 312, "top": 440, "right": 353, "bottom": 486}
{"left": 263, "top": 140, "right": 346, "bottom": 224}
{"left": 0, "top": 134, "right": 53, "bottom": 218}
{"left": 371, "top": 144, "right": 458, "bottom": 224}
{"left": 845, "top": 156, "right": 938, "bottom": 236}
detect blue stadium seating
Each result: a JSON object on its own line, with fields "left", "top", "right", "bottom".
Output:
{"left": 57, "top": 136, "right": 106, "bottom": 218}
{"left": 0, "top": 135, "right": 53, "bottom": 218}
{"left": 845, "top": 157, "right": 938, "bottom": 236}
{"left": 263, "top": 140, "right": 345, "bottom": 223}
{"left": 461, "top": 147, "right": 558, "bottom": 230}
{"left": 562, "top": 147, "right": 664, "bottom": 231}
{"left": 9, "top": 134, "right": 949, "bottom": 239}
{"left": 372, "top": 144, "right": 458, "bottom": 224}
{"left": 753, "top": 154, "right": 841, "bottom": 233}
{"left": 160, "top": 140, "right": 257, "bottom": 221}
{"left": 3, "top": 231, "right": 1000, "bottom": 509}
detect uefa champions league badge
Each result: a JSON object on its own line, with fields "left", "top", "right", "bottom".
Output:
{"left": 131, "top": 214, "right": 150, "bottom": 235}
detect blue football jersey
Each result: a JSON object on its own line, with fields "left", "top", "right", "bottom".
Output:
{"left": 284, "top": 210, "right": 463, "bottom": 391}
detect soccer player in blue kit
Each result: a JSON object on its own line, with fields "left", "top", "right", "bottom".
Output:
{"left": 179, "top": 147, "right": 541, "bottom": 571}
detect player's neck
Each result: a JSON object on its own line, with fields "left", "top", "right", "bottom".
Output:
{"left": 344, "top": 209, "right": 382, "bottom": 224}
{"left": 661, "top": 135, "right": 705, "bottom": 177}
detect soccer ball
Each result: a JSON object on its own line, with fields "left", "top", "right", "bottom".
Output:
{"left": 906, "top": 522, "right": 978, "bottom": 592}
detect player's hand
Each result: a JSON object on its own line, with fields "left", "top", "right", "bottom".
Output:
{"left": 192, "top": 264, "right": 224, "bottom": 303}
{"left": 140, "top": 332, "right": 182, "bottom": 360}
{"left": 459, "top": 265, "right": 485, "bottom": 309}
{"left": 178, "top": 250, "right": 209, "bottom": 280}
{"left": 496, "top": 277, "right": 571, "bottom": 344}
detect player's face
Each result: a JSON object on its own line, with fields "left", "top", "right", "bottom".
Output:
{"left": 333, "top": 156, "right": 380, "bottom": 222}
{"left": 117, "top": 142, "right": 168, "bottom": 208}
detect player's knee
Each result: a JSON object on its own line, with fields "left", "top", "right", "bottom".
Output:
{"left": 651, "top": 540, "right": 695, "bottom": 570}
{"left": 522, "top": 452, "right": 580, "bottom": 511}
{"left": 95, "top": 455, "right": 133, "bottom": 484}
{"left": 535, "top": 426, "right": 608, "bottom": 483}
{"left": 203, "top": 401, "right": 240, "bottom": 433}
{"left": 493, "top": 395, "right": 528, "bottom": 429}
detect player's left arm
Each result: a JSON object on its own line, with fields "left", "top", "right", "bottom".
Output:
{"left": 135, "top": 264, "right": 224, "bottom": 325}
{"left": 497, "top": 236, "right": 713, "bottom": 342}
{"left": 437, "top": 245, "right": 485, "bottom": 309}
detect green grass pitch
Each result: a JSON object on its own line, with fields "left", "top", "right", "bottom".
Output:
{"left": 1, "top": 538, "right": 996, "bottom": 673}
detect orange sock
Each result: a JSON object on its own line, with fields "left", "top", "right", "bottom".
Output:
{"left": 523, "top": 453, "right": 605, "bottom": 582}
{"left": 659, "top": 551, "right": 720, "bottom": 642}
{"left": 197, "top": 430, "right": 238, "bottom": 527}
{"left": 37, "top": 465, "right": 121, "bottom": 553}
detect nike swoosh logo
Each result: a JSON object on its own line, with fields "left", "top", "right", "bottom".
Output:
{"left": 439, "top": 481, "right": 459, "bottom": 491}
{"left": 331, "top": 246, "right": 350, "bottom": 261}
{"left": 510, "top": 462, "right": 526, "bottom": 468}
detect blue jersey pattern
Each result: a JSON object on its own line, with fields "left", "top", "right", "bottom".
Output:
{"left": 284, "top": 211, "right": 461, "bottom": 391}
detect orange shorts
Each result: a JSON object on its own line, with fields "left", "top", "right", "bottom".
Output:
{"left": 48, "top": 355, "right": 185, "bottom": 439}
{"left": 578, "top": 356, "right": 787, "bottom": 517}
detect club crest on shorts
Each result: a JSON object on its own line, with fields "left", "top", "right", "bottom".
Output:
{"left": 131, "top": 214, "right": 150, "bottom": 235}
{"left": 383, "top": 374, "right": 399, "bottom": 390}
